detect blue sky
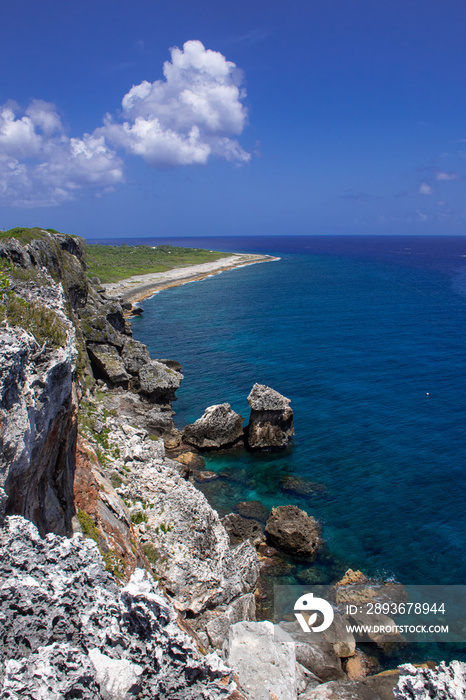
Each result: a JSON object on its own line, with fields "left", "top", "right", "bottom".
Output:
{"left": 1, "top": 0, "right": 466, "bottom": 238}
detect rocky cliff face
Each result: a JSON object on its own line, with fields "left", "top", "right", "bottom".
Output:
{"left": 0, "top": 229, "right": 260, "bottom": 677}
{"left": 0, "top": 268, "right": 77, "bottom": 536}
{"left": 0, "top": 229, "right": 184, "bottom": 539}
{"left": 76, "top": 399, "right": 260, "bottom": 614}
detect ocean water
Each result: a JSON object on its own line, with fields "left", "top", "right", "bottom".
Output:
{"left": 90, "top": 235, "right": 466, "bottom": 588}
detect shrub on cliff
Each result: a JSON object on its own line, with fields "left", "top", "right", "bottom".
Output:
{"left": 0, "top": 294, "right": 68, "bottom": 349}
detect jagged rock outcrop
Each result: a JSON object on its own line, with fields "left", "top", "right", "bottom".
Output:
{"left": 0, "top": 229, "right": 88, "bottom": 311}
{"left": 121, "top": 338, "right": 151, "bottom": 374}
{"left": 246, "top": 383, "right": 294, "bottom": 450}
{"left": 0, "top": 282, "right": 77, "bottom": 536}
{"left": 139, "top": 360, "right": 183, "bottom": 402}
{"left": 278, "top": 621, "right": 347, "bottom": 682}
{"left": 74, "top": 436, "right": 146, "bottom": 580}
{"left": 222, "top": 513, "right": 265, "bottom": 547}
{"left": 1, "top": 229, "right": 183, "bottom": 439}
{"left": 87, "top": 344, "right": 131, "bottom": 387}
{"left": 183, "top": 403, "right": 244, "bottom": 450}
{"left": 225, "top": 621, "right": 310, "bottom": 700}
{"left": 124, "top": 455, "right": 260, "bottom": 614}
{"left": 0, "top": 516, "right": 240, "bottom": 699}
{"left": 394, "top": 661, "right": 466, "bottom": 700}
{"left": 78, "top": 405, "right": 260, "bottom": 615}
{"left": 98, "top": 390, "right": 178, "bottom": 439}
{"left": 204, "top": 595, "right": 256, "bottom": 651}
{"left": 265, "top": 505, "right": 320, "bottom": 557}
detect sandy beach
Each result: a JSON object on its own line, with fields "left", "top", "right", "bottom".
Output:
{"left": 102, "top": 253, "right": 279, "bottom": 304}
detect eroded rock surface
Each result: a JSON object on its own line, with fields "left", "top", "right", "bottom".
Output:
{"left": 0, "top": 283, "right": 77, "bottom": 536}
{"left": 246, "top": 383, "right": 294, "bottom": 450}
{"left": 87, "top": 344, "right": 131, "bottom": 387}
{"left": 78, "top": 409, "right": 260, "bottom": 615}
{"left": 394, "top": 661, "right": 466, "bottom": 700}
{"left": 183, "top": 403, "right": 244, "bottom": 450}
{"left": 278, "top": 621, "right": 346, "bottom": 683}
{"left": 139, "top": 360, "right": 183, "bottom": 402}
{"left": 265, "top": 505, "right": 321, "bottom": 558}
{"left": 301, "top": 673, "right": 399, "bottom": 700}
{"left": 222, "top": 513, "right": 265, "bottom": 547}
{"left": 226, "top": 621, "right": 298, "bottom": 700}
{"left": 121, "top": 338, "right": 151, "bottom": 374}
{"left": 0, "top": 516, "right": 240, "bottom": 699}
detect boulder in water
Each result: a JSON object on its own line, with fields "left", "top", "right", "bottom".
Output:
{"left": 246, "top": 383, "right": 294, "bottom": 450}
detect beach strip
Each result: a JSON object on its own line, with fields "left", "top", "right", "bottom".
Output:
{"left": 102, "top": 253, "right": 279, "bottom": 304}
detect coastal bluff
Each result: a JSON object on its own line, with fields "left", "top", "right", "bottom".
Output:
{"left": 0, "top": 228, "right": 463, "bottom": 699}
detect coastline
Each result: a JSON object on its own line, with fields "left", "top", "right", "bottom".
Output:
{"left": 102, "top": 253, "right": 279, "bottom": 304}
{"left": 1, "top": 229, "right": 463, "bottom": 695}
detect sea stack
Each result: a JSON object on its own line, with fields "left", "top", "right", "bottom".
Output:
{"left": 245, "top": 383, "right": 294, "bottom": 450}
{"left": 182, "top": 403, "right": 244, "bottom": 449}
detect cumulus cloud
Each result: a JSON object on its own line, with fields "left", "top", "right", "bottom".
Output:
{"left": 0, "top": 101, "right": 124, "bottom": 207}
{"left": 435, "top": 171, "right": 460, "bottom": 181}
{"left": 103, "top": 40, "right": 250, "bottom": 167}
{"left": 419, "top": 182, "right": 434, "bottom": 195}
{"left": 0, "top": 41, "right": 250, "bottom": 207}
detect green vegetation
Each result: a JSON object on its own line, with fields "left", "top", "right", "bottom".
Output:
{"left": 0, "top": 225, "right": 81, "bottom": 245}
{"left": 86, "top": 243, "right": 225, "bottom": 283}
{"left": 131, "top": 511, "right": 148, "bottom": 525}
{"left": 77, "top": 510, "right": 126, "bottom": 580}
{"left": 77, "top": 509, "right": 100, "bottom": 543}
{"left": 0, "top": 294, "right": 68, "bottom": 349}
{"left": 77, "top": 401, "right": 120, "bottom": 465}
{"left": 0, "top": 260, "right": 67, "bottom": 349}
{"left": 102, "top": 549, "right": 126, "bottom": 580}
{"left": 110, "top": 472, "right": 124, "bottom": 489}
{"left": 142, "top": 542, "right": 166, "bottom": 567}
{"left": 0, "top": 258, "right": 46, "bottom": 285}
{"left": 0, "top": 226, "right": 53, "bottom": 245}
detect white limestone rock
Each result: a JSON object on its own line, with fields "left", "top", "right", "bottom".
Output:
{"left": 225, "top": 621, "right": 297, "bottom": 700}
{"left": 395, "top": 661, "right": 466, "bottom": 700}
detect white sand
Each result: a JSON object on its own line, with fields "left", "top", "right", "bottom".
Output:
{"left": 103, "top": 253, "right": 279, "bottom": 304}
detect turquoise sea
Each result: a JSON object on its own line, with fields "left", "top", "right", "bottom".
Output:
{"left": 90, "top": 235, "right": 466, "bottom": 589}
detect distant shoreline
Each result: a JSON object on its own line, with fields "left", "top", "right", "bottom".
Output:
{"left": 103, "top": 253, "right": 280, "bottom": 305}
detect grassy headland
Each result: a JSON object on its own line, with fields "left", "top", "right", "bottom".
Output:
{"left": 0, "top": 227, "right": 82, "bottom": 245}
{"left": 86, "top": 243, "right": 226, "bottom": 283}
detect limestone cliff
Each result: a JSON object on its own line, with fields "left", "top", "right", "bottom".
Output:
{"left": 0, "top": 228, "right": 259, "bottom": 590}
{"left": 0, "top": 260, "right": 77, "bottom": 536}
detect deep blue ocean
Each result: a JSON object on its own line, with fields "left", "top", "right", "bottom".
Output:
{"left": 89, "top": 235, "right": 466, "bottom": 589}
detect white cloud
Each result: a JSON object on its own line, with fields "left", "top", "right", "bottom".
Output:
{"left": 435, "top": 171, "right": 460, "bottom": 181}
{"left": 0, "top": 101, "right": 124, "bottom": 207}
{"left": 0, "top": 41, "right": 250, "bottom": 207}
{"left": 104, "top": 40, "right": 250, "bottom": 168}
{"left": 416, "top": 209, "right": 428, "bottom": 221}
{"left": 419, "top": 182, "right": 434, "bottom": 195}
